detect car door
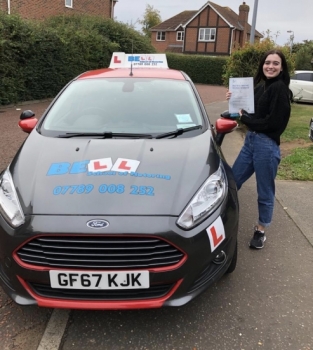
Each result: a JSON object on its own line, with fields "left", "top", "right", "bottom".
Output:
{"left": 291, "top": 72, "right": 313, "bottom": 103}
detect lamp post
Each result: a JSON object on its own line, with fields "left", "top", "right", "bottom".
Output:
{"left": 287, "top": 30, "right": 294, "bottom": 54}
{"left": 250, "top": 0, "right": 259, "bottom": 44}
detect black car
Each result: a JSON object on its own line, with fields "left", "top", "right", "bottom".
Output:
{"left": 0, "top": 53, "right": 239, "bottom": 310}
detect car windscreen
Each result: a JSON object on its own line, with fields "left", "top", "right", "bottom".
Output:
{"left": 40, "top": 78, "right": 205, "bottom": 137}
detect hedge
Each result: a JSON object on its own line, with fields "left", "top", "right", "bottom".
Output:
{"left": 166, "top": 53, "right": 227, "bottom": 85}
{"left": 0, "top": 13, "right": 156, "bottom": 105}
{"left": 0, "top": 12, "right": 227, "bottom": 105}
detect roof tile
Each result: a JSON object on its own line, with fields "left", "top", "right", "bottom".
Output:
{"left": 151, "top": 11, "right": 198, "bottom": 31}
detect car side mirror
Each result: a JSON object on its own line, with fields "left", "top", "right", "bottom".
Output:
{"left": 18, "top": 110, "right": 38, "bottom": 133}
{"left": 215, "top": 118, "right": 238, "bottom": 146}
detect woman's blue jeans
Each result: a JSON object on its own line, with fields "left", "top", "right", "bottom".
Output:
{"left": 232, "top": 131, "right": 281, "bottom": 227}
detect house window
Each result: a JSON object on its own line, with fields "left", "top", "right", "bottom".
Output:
{"left": 198, "top": 28, "right": 216, "bottom": 42}
{"left": 65, "top": 0, "right": 73, "bottom": 8}
{"left": 156, "top": 32, "right": 166, "bottom": 41}
{"left": 176, "top": 31, "right": 184, "bottom": 41}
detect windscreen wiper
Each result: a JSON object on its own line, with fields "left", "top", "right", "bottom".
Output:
{"left": 155, "top": 125, "right": 202, "bottom": 139}
{"left": 57, "top": 132, "right": 153, "bottom": 139}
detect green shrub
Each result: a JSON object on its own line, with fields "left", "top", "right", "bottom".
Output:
{"left": 295, "top": 45, "right": 313, "bottom": 70}
{"left": 0, "top": 13, "right": 35, "bottom": 104}
{"left": 292, "top": 40, "right": 313, "bottom": 70}
{"left": 222, "top": 38, "right": 295, "bottom": 86}
{"left": 0, "top": 12, "right": 156, "bottom": 105}
{"left": 166, "top": 53, "right": 227, "bottom": 85}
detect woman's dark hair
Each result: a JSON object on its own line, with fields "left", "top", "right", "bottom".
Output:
{"left": 254, "top": 49, "right": 290, "bottom": 86}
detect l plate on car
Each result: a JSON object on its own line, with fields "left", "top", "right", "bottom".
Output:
{"left": 49, "top": 270, "right": 150, "bottom": 289}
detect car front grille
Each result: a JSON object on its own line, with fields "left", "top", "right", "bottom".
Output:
{"left": 16, "top": 235, "right": 185, "bottom": 270}
{"left": 29, "top": 282, "right": 174, "bottom": 300}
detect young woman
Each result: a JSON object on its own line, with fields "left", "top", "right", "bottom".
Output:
{"left": 226, "top": 49, "right": 292, "bottom": 249}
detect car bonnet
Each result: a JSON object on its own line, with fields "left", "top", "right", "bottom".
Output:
{"left": 11, "top": 130, "right": 220, "bottom": 216}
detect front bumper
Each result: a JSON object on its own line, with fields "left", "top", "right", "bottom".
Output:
{"left": 0, "top": 191, "right": 238, "bottom": 309}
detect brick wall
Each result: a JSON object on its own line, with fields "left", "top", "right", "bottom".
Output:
{"left": 151, "top": 31, "right": 183, "bottom": 53}
{"left": 1, "top": 0, "right": 7, "bottom": 12}
{"left": 184, "top": 28, "right": 197, "bottom": 52}
{"left": 8, "top": 0, "right": 115, "bottom": 19}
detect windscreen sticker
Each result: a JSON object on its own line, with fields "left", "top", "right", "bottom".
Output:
{"left": 47, "top": 159, "right": 171, "bottom": 180}
{"left": 177, "top": 123, "right": 196, "bottom": 129}
{"left": 175, "top": 114, "right": 193, "bottom": 123}
{"left": 52, "top": 184, "right": 155, "bottom": 196}
{"left": 206, "top": 216, "right": 226, "bottom": 252}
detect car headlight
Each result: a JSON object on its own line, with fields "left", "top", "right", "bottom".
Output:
{"left": 0, "top": 168, "right": 25, "bottom": 227}
{"left": 177, "top": 162, "right": 227, "bottom": 229}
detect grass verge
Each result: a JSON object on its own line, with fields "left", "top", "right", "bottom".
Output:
{"left": 277, "top": 145, "right": 313, "bottom": 180}
{"left": 277, "top": 103, "right": 313, "bottom": 181}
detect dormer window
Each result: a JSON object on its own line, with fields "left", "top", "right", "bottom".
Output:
{"left": 176, "top": 31, "right": 184, "bottom": 41}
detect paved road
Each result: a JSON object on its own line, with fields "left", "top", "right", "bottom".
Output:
{"left": 1, "top": 87, "right": 313, "bottom": 350}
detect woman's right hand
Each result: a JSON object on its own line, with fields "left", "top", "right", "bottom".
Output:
{"left": 226, "top": 90, "right": 232, "bottom": 100}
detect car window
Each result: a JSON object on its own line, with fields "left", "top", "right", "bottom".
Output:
{"left": 294, "top": 73, "right": 313, "bottom": 82}
{"left": 41, "top": 78, "right": 204, "bottom": 136}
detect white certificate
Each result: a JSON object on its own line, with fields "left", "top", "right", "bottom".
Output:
{"left": 228, "top": 77, "right": 255, "bottom": 114}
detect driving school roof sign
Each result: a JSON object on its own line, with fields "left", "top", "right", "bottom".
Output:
{"left": 109, "top": 52, "right": 169, "bottom": 69}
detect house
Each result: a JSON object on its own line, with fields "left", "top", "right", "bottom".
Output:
{"left": 150, "top": 1, "right": 263, "bottom": 55}
{"left": 1, "top": 0, "right": 118, "bottom": 20}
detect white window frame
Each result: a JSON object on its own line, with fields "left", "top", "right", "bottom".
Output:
{"left": 156, "top": 32, "right": 166, "bottom": 41}
{"left": 65, "top": 0, "right": 73, "bottom": 8}
{"left": 198, "top": 28, "right": 216, "bottom": 42}
{"left": 176, "top": 31, "right": 184, "bottom": 41}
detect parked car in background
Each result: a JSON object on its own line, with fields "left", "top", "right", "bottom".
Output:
{"left": 290, "top": 70, "right": 313, "bottom": 103}
{"left": 0, "top": 52, "right": 239, "bottom": 310}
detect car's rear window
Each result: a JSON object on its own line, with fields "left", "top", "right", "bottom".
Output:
{"left": 41, "top": 78, "right": 204, "bottom": 135}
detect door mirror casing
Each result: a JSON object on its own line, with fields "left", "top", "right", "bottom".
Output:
{"left": 215, "top": 118, "right": 238, "bottom": 146}
{"left": 18, "top": 118, "right": 38, "bottom": 133}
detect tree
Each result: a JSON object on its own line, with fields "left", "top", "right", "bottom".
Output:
{"left": 262, "top": 29, "right": 281, "bottom": 45}
{"left": 223, "top": 38, "right": 294, "bottom": 85}
{"left": 138, "top": 4, "right": 162, "bottom": 38}
{"left": 292, "top": 40, "right": 313, "bottom": 70}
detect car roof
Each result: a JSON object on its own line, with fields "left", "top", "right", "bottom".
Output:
{"left": 77, "top": 68, "right": 186, "bottom": 80}
{"left": 294, "top": 70, "right": 313, "bottom": 74}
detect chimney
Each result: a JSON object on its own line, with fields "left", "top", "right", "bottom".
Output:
{"left": 239, "top": 2, "right": 249, "bottom": 23}
{"left": 238, "top": 2, "right": 250, "bottom": 46}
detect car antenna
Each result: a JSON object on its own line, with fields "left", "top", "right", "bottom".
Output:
{"left": 130, "top": 62, "right": 133, "bottom": 76}
{"left": 129, "top": 40, "right": 134, "bottom": 76}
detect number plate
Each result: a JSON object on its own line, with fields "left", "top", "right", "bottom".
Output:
{"left": 49, "top": 270, "right": 149, "bottom": 289}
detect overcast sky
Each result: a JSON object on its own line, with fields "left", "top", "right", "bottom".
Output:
{"left": 114, "top": 0, "right": 312, "bottom": 46}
